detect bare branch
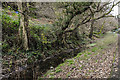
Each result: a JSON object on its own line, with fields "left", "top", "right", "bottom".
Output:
{"left": 64, "top": 1, "right": 120, "bottom": 34}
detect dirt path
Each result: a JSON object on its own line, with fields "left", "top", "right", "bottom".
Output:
{"left": 40, "top": 32, "right": 119, "bottom": 78}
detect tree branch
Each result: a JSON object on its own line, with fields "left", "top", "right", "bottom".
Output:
{"left": 63, "top": 1, "right": 120, "bottom": 34}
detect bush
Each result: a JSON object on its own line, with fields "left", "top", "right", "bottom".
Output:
{"left": 2, "top": 12, "right": 19, "bottom": 53}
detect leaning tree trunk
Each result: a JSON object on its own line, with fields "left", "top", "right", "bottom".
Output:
{"left": 17, "top": 2, "right": 29, "bottom": 51}
{"left": 89, "top": 19, "right": 95, "bottom": 39}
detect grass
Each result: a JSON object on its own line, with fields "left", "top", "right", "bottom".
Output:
{"left": 96, "top": 33, "right": 117, "bottom": 48}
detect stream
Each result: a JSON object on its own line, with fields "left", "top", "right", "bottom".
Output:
{"left": 1, "top": 47, "right": 83, "bottom": 80}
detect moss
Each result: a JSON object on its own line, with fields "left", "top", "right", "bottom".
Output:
{"left": 84, "top": 54, "right": 88, "bottom": 57}
{"left": 55, "top": 65, "right": 63, "bottom": 73}
{"left": 88, "top": 52, "right": 92, "bottom": 55}
{"left": 88, "top": 70, "right": 94, "bottom": 73}
{"left": 49, "top": 72, "right": 55, "bottom": 76}
{"left": 55, "top": 63, "right": 65, "bottom": 73}
{"left": 65, "top": 59, "right": 74, "bottom": 65}
{"left": 66, "top": 72, "right": 71, "bottom": 77}
{"left": 43, "top": 70, "right": 51, "bottom": 77}
{"left": 55, "top": 69, "right": 62, "bottom": 73}
{"left": 76, "top": 52, "right": 83, "bottom": 58}
{"left": 38, "top": 77, "right": 44, "bottom": 80}
{"left": 79, "top": 65, "right": 84, "bottom": 70}
{"left": 96, "top": 60, "right": 98, "bottom": 63}
{"left": 49, "top": 75, "right": 55, "bottom": 78}
{"left": 56, "top": 66, "right": 61, "bottom": 71}
{"left": 57, "top": 63, "right": 65, "bottom": 67}
{"left": 72, "top": 65, "right": 76, "bottom": 69}
{"left": 94, "top": 53, "right": 98, "bottom": 55}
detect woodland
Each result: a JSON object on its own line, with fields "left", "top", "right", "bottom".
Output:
{"left": 1, "top": 1, "right": 120, "bottom": 80}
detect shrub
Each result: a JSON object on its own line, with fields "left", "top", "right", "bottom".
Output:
{"left": 2, "top": 12, "right": 19, "bottom": 53}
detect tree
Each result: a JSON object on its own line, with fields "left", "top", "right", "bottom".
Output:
{"left": 17, "top": 1, "right": 29, "bottom": 51}
{"left": 54, "top": 2, "right": 93, "bottom": 46}
{"left": 51, "top": 1, "right": 120, "bottom": 47}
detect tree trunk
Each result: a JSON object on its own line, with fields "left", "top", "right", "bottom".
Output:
{"left": 17, "top": 2, "right": 23, "bottom": 39}
{"left": 89, "top": 19, "right": 94, "bottom": 39}
{"left": 17, "top": 2, "right": 29, "bottom": 51}
{"left": 23, "top": 2, "right": 29, "bottom": 51}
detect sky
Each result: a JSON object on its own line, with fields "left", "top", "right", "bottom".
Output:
{"left": 111, "top": 0, "right": 120, "bottom": 16}
{"left": 111, "top": 5, "right": 118, "bottom": 16}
